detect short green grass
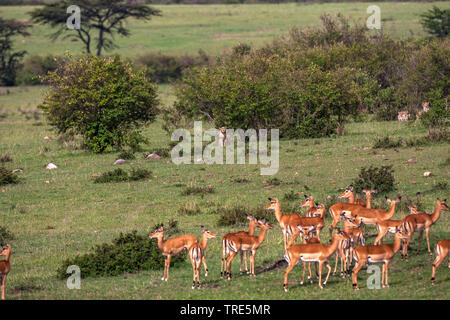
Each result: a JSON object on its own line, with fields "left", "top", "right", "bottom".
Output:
{"left": 1, "top": 2, "right": 450, "bottom": 57}
{"left": 0, "top": 85, "right": 448, "bottom": 299}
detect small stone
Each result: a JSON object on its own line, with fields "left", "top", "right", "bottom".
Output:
{"left": 46, "top": 163, "right": 58, "bottom": 170}
{"left": 43, "top": 136, "right": 52, "bottom": 141}
{"left": 145, "top": 153, "right": 161, "bottom": 160}
{"left": 113, "top": 159, "right": 126, "bottom": 165}
{"left": 407, "top": 158, "right": 417, "bottom": 163}
{"left": 424, "top": 171, "right": 431, "bottom": 177}
{"left": 45, "top": 180, "right": 50, "bottom": 184}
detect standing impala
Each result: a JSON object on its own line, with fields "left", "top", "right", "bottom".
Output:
{"left": 283, "top": 229, "right": 349, "bottom": 291}
{"left": 221, "top": 215, "right": 258, "bottom": 278}
{"left": 301, "top": 195, "right": 326, "bottom": 218}
{"left": 352, "top": 223, "right": 410, "bottom": 290}
{"left": 189, "top": 226, "right": 217, "bottom": 289}
{"left": 402, "top": 199, "right": 449, "bottom": 256}
{"left": 342, "top": 197, "right": 401, "bottom": 227}
{"left": 149, "top": 225, "right": 198, "bottom": 282}
{"left": 431, "top": 239, "right": 450, "bottom": 285}
{"left": 340, "top": 187, "right": 376, "bottom": 208}
{"left": 224, "top": 219, "right": 273, "bottom": 280}
{"left": 0, "top": 245, "right": 11, "bottom": 300}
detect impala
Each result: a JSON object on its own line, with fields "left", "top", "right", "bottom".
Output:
{"left": 340, "top": 186, "right": 376, "bottom": 208}
{"left": 340, "top": 213, "right": 365, "bottom": 272}
{"left": 221, "top": 215, "right": 258, "bottom": 278}
{"left": 283, "top": 229, "right": 349, "bottom": 290}
{"left": 301, "top": 195, "right": 326, "bottom": 218}
{"left": 342, "top": 197, "right": 400, "bottom": 227}
{"left": 0, "top": 245, "right": 11, "bottom": 300}
{"left": 352, "top": 224, "right": 410, "bottom": 290}
{"left": 402, "top": 199, "right": 449, "bottom": 256}
{"left": 149, "top": 225, "right": 198, "bottom": 281}
{"left": 431, "top": 239, "right": 450, "bottom": 285}
{"left": 224, "top": 219, "right": 273, "bottom": 280}
{"left": 189, "top": 226, "right": 217, "bottom": 289}
{"left": 298, "top": 226, "right": 320, "bottom": 283}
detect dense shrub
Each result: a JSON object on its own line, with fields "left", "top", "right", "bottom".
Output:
{"left": 0, "top": 153, "right": 12, "bottom": 163}
{"left": 39, "top": 55, "right": 159, "bottom": 153}
{"left": 352, "top": 165, "right": 395, "bottom": 194}
{"left": 0, "top": 167, "right": 19, "bottom": 185}
{"left": 0, "top": 226, "right": 14, "bottom": 246}
{"left": 57, "top": 230, "right": 186, "bottom": 279}
{"left": 216, "top": 204, "right": 276, "bottom": 227}
{"left": 181, "top": 184, "right": 215, "bottom": 196}
{"left": 94, "top": 168, "right": 152, "bottom": 183}
{"left": 372, "top": 136, "right": 404, "bottom": 149}
{"left": 17, "top": 54, "right": 63, "bottom": 85}
{"left": 420, "top": 6, "right": 450, "bottom": 38}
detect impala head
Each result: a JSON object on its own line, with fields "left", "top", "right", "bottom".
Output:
{"left": 362, "top": 189, "right": 376, "bottom": 198}
{"left": 219, "top": 126, "right": 226, "bottom": 134}
{"left": 437, "top": 198, "right": 450, "bottom": 211}
{"left": 301, "top": 195, "right": 314, "bottom": 207}
{"left": 0, "top": 244, "right": 11, "bottom": 256}
{"left": 339, "top": 186, "right": 354, "bottom": 199}
{"left": 386, "top": 196, "right": 401, "bottom": 204}
{"left": 395, "top": 223, "right": 411, "bottom": 239}
{"left": 297, "top": 224, "right": 315, "bottom": 235}
{"left": 258, "top": 219, "right": 273, "bottom": 230}
{"left": 266, "top": 197, "right": 279, "bottom": 210}
{"left": 149, "top": 225, "right": 164, "bottom": 239}
{"left": 333, "top": 228, "right": 349, "bottom": 241}
{"left": 247, "top": 215, "right": 256, "bottom": 222}
{"left": 200, "top": 226, "right": 217, "bottom": 239}
{"left": 409, "top": 205, "right": 419, "bottom": 214}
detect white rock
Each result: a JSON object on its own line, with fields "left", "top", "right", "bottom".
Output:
{"left": 113, "top": 159, "right": 126, "bottom": 165}
{"left": 145, "top": 153, "right": 161, "bottom": 160}
{"left": 424, "top": 171, "right": 431, "bottom": 177}
{"left": 46, "top": 163, "right": 58, "bottom": 170}
{"left": 43, "top": 136, "right": 52, "bottom": 141}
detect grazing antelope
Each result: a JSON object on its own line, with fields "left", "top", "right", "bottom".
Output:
{"left": 431, "top": 239, "right": 450, "bottom": 285}
{"left": 342, "top": 197, "right": 401, "bottom": 227}
{"left": 352, "top": 224, "right": 410, "bottom": 290}
{"left": 301, "top": 195, "right": 326, "bottom": 218}
{"left": 328, "top": 187, "right": 371, "bottom": 238}
{"left": 283, "top": 229, "right": 349, "bottom": 291}
{"left": 224, "top": 219, "right": 273, "bottom": 280}
{"left": 402, "top": 199, "right": 449, "bottom": 256}
{"left": 0, "top": 245, "right": 11, "bottom": 300}
{"left": 221, "top": 215, "right": 258, "bottom": 278}
{"left": 189, "top": 226, "right": 217, "bottom": 289}
{"left": 149, "top": 225, "right": 198, "bottom": 281}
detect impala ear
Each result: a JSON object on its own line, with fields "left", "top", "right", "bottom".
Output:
{"left": 349, "top": 185, "right": 353, "bottom": 191}
{"left": 268, "top": 197, "right": 272, "bottom": 201}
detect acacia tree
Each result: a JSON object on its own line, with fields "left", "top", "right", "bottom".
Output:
{"left": 30, "top": 0, "right": 161, "bottom": 57}
{"left": 0, "top": 17, "right": 30, "bottom": 86}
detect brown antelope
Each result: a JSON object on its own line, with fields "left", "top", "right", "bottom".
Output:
{"left": 283, "top": 229, "right": 349, "bottom": 291}
{"left": 402, "top": 199, "right": 449, "bottom": 256}
{"left": 0, "top": 245, "right": 11, "bottom": 300}
{"left": 374, "top": 218, "right": 406, "bottom": 245}
{"left": 328, "top": 187, "right": 372, "bottom": 238}
{"left": 340, "top": 186, "right": 376, "bottom": 208}
{"left": 189, "top": 226, "right": 217, "bottom": 289}
{"left": 224, "top": 219, "right": 273, "bottom": 280}
{"left": 431, "top": 239, "right": 450, "bottom": 285}
{"left": 352, "top": 223, "right": 410, "bottom": 290}
{"left": 301, "top": 195, "right": 326, "bottom": 218}
{"left": 342, "top": 197, "right": 401, "bottom": 227}
{"left": 298, "top": 226, "right": 320, "bottom": 282}
{"left": 149, "top": 225, "right": 198, "bottom": 281}
{"left": 340, "top": 213, "right": 365, "bottom": 274}
{"left": 266, "top": 197, "right": 303, "bottom": 249}
{"left": 221, "top": 215, "right": 258, "bottom": 278}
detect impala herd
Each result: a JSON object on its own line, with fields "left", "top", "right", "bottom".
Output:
{"left": 0, "top": 187, "right": 448, "bottom": 299}
{"left": 144, "top": 186, "right": 449, "bottom": 292}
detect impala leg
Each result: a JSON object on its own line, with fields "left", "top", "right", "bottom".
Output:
{"left": 318, "top": 261, "right": 324, "bottom": 289}
{"left": 165, "top": 255, "right": 171, "bottom": 281}
{"left": 384, "top": 261, "right": 390, "bottom": 288}
{"left": 329, "top": 218, "right": 339, "bottom": 240}
{"left": 1, "top": 275, "right": 5, "bottom": 300}
{"left": 323, "top": 262, "right": 332, "bottom": 286}
{"left": 284, "top": 262, "right": 295, "bottom": 292}
{"left": 162, "top": 257, "right": 168, "bottom": 281}
{"left": 287, "top": 229, "right": 300, "bottom": 248}
{"left": 244, "top": 251, "right": 249, "bottom": 274}
{"left": 425, "top": 228, "right": 432, "bottom": 255}
{"left": 333, "top": 252, "right": 338, "bottom": 275}
{"left": 202, "top": 256, "right": 208, "bottom": 277}
{"left": 431, "top": 254, "right": 445, "bottom": 285}
{"left": 226, "top": 251, "right": 238, "bottom": 280}
{"left": 190, "top": 259, "right": 196, "bottom": 289}
{"left": 250, "top": 250, "right": 256, "bottom": 276}
{"left": 352, "top": 260, "right": 365, "bottom": 290}
{"left": 381, "top": 263, "right": 386, "bottom": 288}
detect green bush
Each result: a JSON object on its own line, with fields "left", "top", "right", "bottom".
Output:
{"left": 283, "top": 190, "right": 301, "bottom": 202}
{"left": 17, "top": 54, "right": 63, "bottom": 85}
{"left": 0, "top": 226, "right": 14, "bottom": 246}
{"left": 420, "top": 6, "right": 450, "bottom": 38}
{"left": 181, "top": 184, "right": 215, "bottom": 196}
{"left": 352, "top": 165, "right": 395, "bottom": 194}
{"left": 178, "top": 201, "right": 203, "bottom": 216}
{"left": 373, "top": 136, "right": 404, "bottom": 149}
{"left": 0, "top": 153, "right": 12, "bottom": 163}
{"left": 0, "top": 167, "right": 19, "bottom": 185}
{"left": 57, "top": 230, "right": 186, "bottom": 279}
{"left": 94, "top": 168, "right": 152, "bottom": 183}
{"left": 39, "top": 55, "right": 159, "bottom": 153}
{"left": 216, "top": 204, "right": 276, "bottom": 227}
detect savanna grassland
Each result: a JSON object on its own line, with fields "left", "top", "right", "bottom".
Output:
{"left": 0, "top": 2, "right": 449, "bottom": 300}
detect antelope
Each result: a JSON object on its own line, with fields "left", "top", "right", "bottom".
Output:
{"left": 352, "top": 223, "right": 410, "bottom": 290}
{"left": 0, "top": 245, "right": 11, "bottom": 300}
{"left": 224, "top": 219, "right": 273, "bottom": 280}
{"left": 301, "top": 195, "right": 326, "bottom": 218}
{"left": 266, "top": 197, "right": 303, "bottom": 249}
{"left": 328, "top": 187, "right": 372, "bottom": 238}
{"left": 341, "top": 197, "right": 401, "bottom": 227}
{"left": 431, "top": 239, "right": 450, "bottom": 285}
{"left": 283, "top": 229, "right": 349, "bottom": 291}
{"left": 333, "top": 231, "right": 352, "bottom": 277}
{"left": 374, "top": 218, "right": 406, "bottom": 245}
{"left": 402, "top": 199, "right": 449, "bottom": 256}
{"left": 267, "top": 198, "right": 325, "bottom": 247}
{"left": 298, "top": 226, "right": 320, "bottom": 282}
{"left": 340, "top": 186, "right": 376, "bottom": 208}
{"left": 189, "top": 226, "right": 217, "bottom": 289}
{"left": 219, "top": 126, "right": 227, "bottom": 147}
{"left": 149, "top": 225, "right": 198, "bottom": 281}
{"left": 221, "top": 215, "right": 258, "bottom": 278}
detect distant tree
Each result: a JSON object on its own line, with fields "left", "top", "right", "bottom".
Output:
{"left": 0, "top": 17, "right": 30, "bottom": 86}
{"left": 30, "top": 0, "right": 162, "bottom": 57}
{"left": 420, "top": 6, "right": 450, "bottom": 38}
